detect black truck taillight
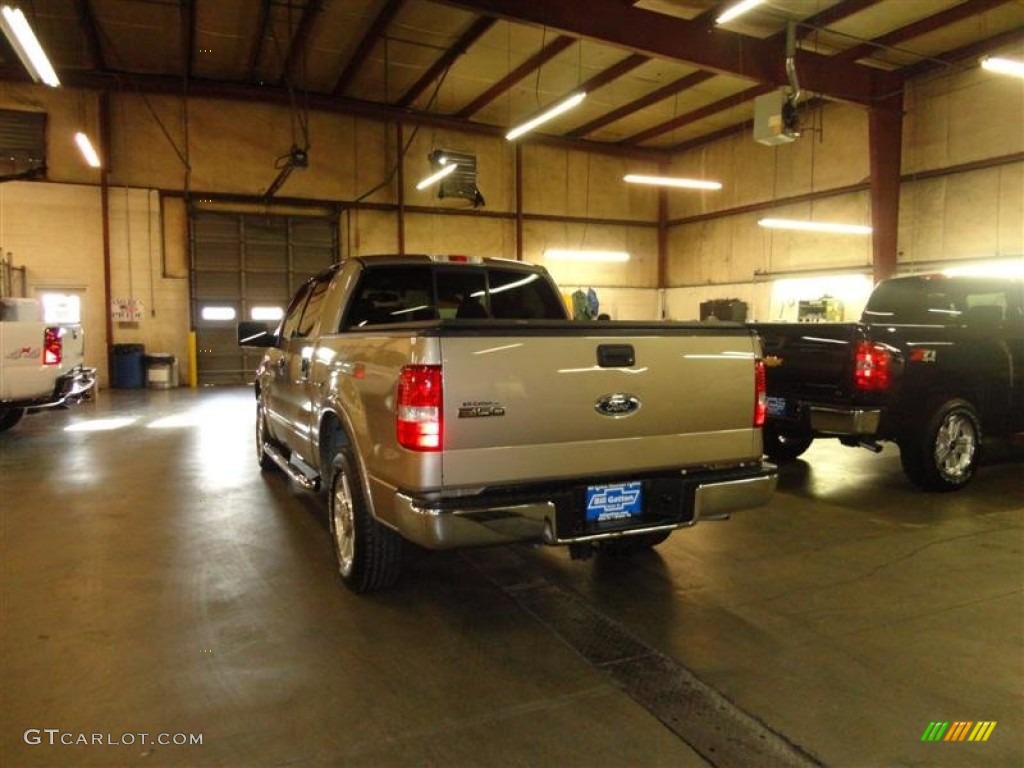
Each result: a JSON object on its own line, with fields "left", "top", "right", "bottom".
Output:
{"left": 853, "top": 340, "right": 891, "bottom": 391}
{"left": 396, "top": 365, "right": 442, "bottom": 451}
{"left": 43, "top": 327, "right": 63, "bottom": 366}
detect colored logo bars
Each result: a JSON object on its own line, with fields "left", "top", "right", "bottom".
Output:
{"left": 921, "top": 721, "right": 997, "bottom": 742}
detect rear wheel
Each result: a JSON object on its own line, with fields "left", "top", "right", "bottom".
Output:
{"left": 0, "top": 407, "right": 25, "bottom": 433}
{"left": 597, "top": 531, "right": 671, "bottom": 556}
{"left": 329, "top": 450, "right": 403, "bottom": 593}
{"left": 900, "top": 398, "right": 981, "bottom": 492}
{"left": 762, "top": 423, "right": 814, "bottom": 462}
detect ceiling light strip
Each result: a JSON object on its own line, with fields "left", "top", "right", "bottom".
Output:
{"left": 0, "top": 5, "right": 59, "bottom": 87}
{"left": 74, "top": 132, "right": 101, "bottom": 168}
{"left": 544, "top": 249, "right": 629, "bottom": 263}
{"left": 758, "top": 218, "right": 872, "bottom": 235}
{"left": 715, "top": 0, "right": 765, "bottom": 25}
{"left": 506, "top": 92, "right": 586, "bottom": 141}
{"left": 415, "top": 162, "right": 457, "bottom": 191}
{"left": 624, "top": 174, "right": 722, "bottom": 190}
{"left": 980, "top": 56, "right": 1024, "bottom": 78}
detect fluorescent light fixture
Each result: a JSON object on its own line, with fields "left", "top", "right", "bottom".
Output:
{"left": 980, "top": 56, "right": 1024, "bottom": 78}
{"left": 0, "top": 5, "right": 59, "bottom": 87}
{"left": 250, "top": 306, "right": 284, "bottom": 321}
{"left": 415, "top": 162, "right": 457, "bottom": 190}
{"left": 506, "top": 92, "right": 586, "bottom": 141}
{"left": 544, "top": 249, "right": 629, "bottom": 263}
{"left": 74, "top": 132, "right": 101, "bottom": 168}
{"left": 201, "top": 306, "right": 236, "bottom": 321}
{"left": 715, "top": 0, "right": 764, "bottom": 25}
{"left": 758, "top": 218, "right": 872, "bottom": 235}
{"left": 943, "top": 259, "right": 1024, "bottom": 278}
{"left": 624, "top": 174, "right": 722, "bottom": 190}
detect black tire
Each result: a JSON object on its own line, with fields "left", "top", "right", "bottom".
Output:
{"left": 762, "top": 423, "right": 814, "bottom": 462}
{"left": 329, "top": 450, "right": 403, "bottom": 593}
{"left": 256, "top": 401, "right": 277, "bottom": 471}
{"left": 899, "top": 398, "right": 981, "bottom": 492}
{"left": 597, "top": 531, "right": 671, "bottom": 556}
{"left": 0, "top": 407, "right": 25, "bottom": 433}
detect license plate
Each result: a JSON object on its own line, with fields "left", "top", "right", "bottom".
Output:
{"left": 766, "top": 396, "right": 788, "bottom": 418}
{"left": 586, "top": 481, "right": 643, "bottom": 523}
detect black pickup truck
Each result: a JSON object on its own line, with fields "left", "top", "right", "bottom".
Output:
{"left": 752, "top": 274, "right": 1024, "bottom": 491}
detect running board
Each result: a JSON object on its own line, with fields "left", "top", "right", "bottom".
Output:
{"left": 264, "top": 443, "right": 321, "bottom": 492}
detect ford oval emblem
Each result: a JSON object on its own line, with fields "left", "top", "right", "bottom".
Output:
{"left": 594, "top": 393, "right": 641, "bottom": 417}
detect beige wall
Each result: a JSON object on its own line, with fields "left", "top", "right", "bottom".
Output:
{"left": 0, "top": 45, "right": 1020, "bottom": 386}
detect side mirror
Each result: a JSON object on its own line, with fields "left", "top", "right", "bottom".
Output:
{"left": 237, "top": 321, "right": 279, "bottom": 348}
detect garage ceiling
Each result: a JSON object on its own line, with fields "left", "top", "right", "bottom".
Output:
{"left": 5, "top": 0, "right": 1024, "bottom": 158}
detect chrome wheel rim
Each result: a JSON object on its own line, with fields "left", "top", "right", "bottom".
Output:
{"left": 934, "top": 411, "right": 977, "bottom": 480}
{"left": 332, "top": 472, "right": 355, "bottom": 574}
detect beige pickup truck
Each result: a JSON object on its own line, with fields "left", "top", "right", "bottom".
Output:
{"left": 239, "top": 255, "right": 776, "bottom": 592}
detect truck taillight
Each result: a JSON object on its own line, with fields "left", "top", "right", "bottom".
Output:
{"left": 43, "top": 327, "right": 62, "bottom": 366}
{"left": 754, "top": 358, "right": 766, "bottom": 427}
{"left": 853, "top": 340, "right": 891, "bottom": 391}
{"left": 397, "top": 365, "right": 442, "bottom": 451}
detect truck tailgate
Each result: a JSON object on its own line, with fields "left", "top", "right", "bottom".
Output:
{"left": 439, "top": 329, "right": 762, "bottom": 487}
{"left": 757, "top": 323, "right": 860, "bottom": 401}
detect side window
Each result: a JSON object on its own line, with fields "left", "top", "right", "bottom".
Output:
{"left": 294, "top": 274, "right": 332, "bottom": 338}
{"left": 344, "top": 266, "right": 437, "bottom": 329}
{"left": 279, "top": 281, "right": 313, "bottom": 340}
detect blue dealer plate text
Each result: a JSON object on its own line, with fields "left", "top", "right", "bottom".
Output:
{"left": 586, "top": 481, "right": 643, "bottom": 523}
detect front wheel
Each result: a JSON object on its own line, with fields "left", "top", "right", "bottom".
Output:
{"left": 762, "top": 423, "right": 813, "bottom": 462}
{"left": 0, "top": 407, "right": 25, "bottom": 433}
{"left": 900, "top": 398, "right": 981, "bottom": 492}
{"left": 329, "top": 450, "right": 403, "bottom": 593}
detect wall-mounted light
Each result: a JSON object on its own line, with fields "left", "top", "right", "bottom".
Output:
{"left": 506, "top": 92, "right": 586, "bottom": 141}
{"left": 544, "top": 249, "right": 629, "bottom": 263}
{"left": 715, "top": 0, "right": 765, "bottom": 25}
{"left": 74, "top": 132, "right": 101, "bottom": 168}
{"left": 0, "top": 5, "right": 59, "bottom": 87}
{"left": 415, "top": 161, "right": 457, "bottom": 191}
{"left": 943, "top": 259, "right": 1024, "bottom": 278}
{"left": 623, "top": 174, "right": 722, "bottom": 190}
{"left": 758, "top": 218, "right": 872, "bottom": 235}
{"left": 980, "top": 56, "right": 1024, "bottom": 79}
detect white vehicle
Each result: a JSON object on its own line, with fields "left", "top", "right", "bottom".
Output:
{"left": 0, "top": 298, "right": 96, "bottom": 432}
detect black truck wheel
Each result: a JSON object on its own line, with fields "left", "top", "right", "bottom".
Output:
{"left": 329, "top": 450, "right": 402, "bottom": 593}
{"left": 0, "top": 407, "right": 25, "bottom": 433}
{"left": 762, "top": 423, "right": 814, "bottom": 462}
{"left": 597, "top": 531, "right": 671, "bottom": 556}
{"left": 900, "top": 398, "right": 981, "bottom": 492}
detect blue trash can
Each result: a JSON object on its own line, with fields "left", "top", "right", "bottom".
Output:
{"left": 111, "top": 343, "right": 146, "bottom": 389}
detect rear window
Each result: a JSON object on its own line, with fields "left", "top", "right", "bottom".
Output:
{"left": 862, "top": 277, "right": 1017, "bottom": 325}
{"left": 342, "top": 265, "right": 564, "bottom": 329}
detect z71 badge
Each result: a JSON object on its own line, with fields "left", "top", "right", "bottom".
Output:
{"left": 458, "top": 402, "right": 506, "bottom": 418}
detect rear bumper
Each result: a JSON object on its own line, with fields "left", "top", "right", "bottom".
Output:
{"left": 381, "top": 463, "right": 777, "bottom": 550}
{"left": 7, "top": 366, "right": 97, "bottom": 410}
{"left": 809, "top": 406, "right": 881, "bottom": 436}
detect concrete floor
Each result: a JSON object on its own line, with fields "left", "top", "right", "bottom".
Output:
{"left": 1, "top": 386, "right": 1021, "bottom": 768}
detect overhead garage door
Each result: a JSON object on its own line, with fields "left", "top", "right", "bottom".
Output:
{"left": 191, "top": 210, "right": 337, "bottom": 386}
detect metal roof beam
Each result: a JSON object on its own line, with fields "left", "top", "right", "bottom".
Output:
{"left": 455, "top": 35, "right": 575, "bottom": 118}
{"left": 248, "top": 0, "right": 274, "bottom": 82}
{"left": 437, "top": 0, "right": 899, "bottom": 106}
{"left": 278, "top": 0, "right": 323, "bottom": 87}
{"left": 75, "top": 0, "right": 106, "bottom": 71}
{"left": 396, "top": 16, "right": 496, "bottom": 108}
{"left": 333, "top": 0, "right": 406, "bottom": 96}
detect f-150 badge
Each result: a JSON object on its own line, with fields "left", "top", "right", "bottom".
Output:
{"left": 595, "top": 393, "right": 641, "bottom": 417}
{"left": 458, "top": 402, "right": 505, "bottom": 418}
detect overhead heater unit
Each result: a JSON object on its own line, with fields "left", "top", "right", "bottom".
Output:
{"left": 428, "top": 149, "right": 485, "bottom": 207}
{"left": 754, "top": 89, "right": 799, "bottom": 146}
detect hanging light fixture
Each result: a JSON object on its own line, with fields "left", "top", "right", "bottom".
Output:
{"left": 506, "top": 92, "right": 586, "bottom": 141}
{"left": 758, "top": 218, "right": 872, "bottom": 235}
{"left": 623, "top": 174, "right": 722, "bottom": 190}
{"left": 415, "top": 162, "right": 457, "bottom": 191}
{"left": 0, "top": 5, "right": 59, "bottom": 87}
{"left": 544, "top": 249, "right": 629, "bottom": 263}
{"left": 74, "top": 132, "right": 101, "bottom": 168}
{"left": 715, "top": 0, "right": 765, "bottom": 25}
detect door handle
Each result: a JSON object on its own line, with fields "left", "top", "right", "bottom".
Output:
{"left": 300, "top": 357, "right": 311, "bottom": 377}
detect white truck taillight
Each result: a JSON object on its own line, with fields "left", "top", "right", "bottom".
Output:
{"left": 853, "top": 340, "right": 891, "bottom": 391}
{"left": 397, "top": 365, "right": 442, "bottom": 451}
{"left": 754, "top": 358, "right": 766, "bottom": 427}
{"left": 43, "top": 327, "right": 62, "bottom": 366}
